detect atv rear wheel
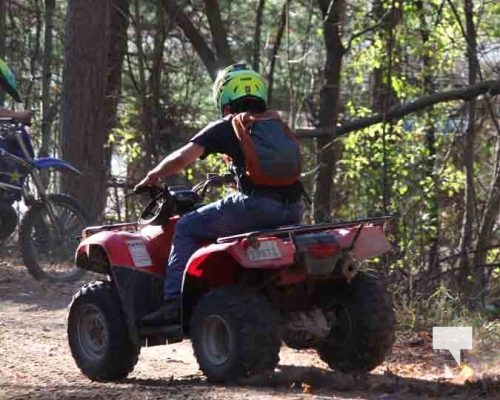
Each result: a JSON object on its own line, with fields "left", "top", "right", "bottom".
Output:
{"left": 67, "top": 280, "right": 140, "bottom": 381}
{"left": 190, "top": 286, "right": 281, "bottom": 382}
{"left": 317, "top": 272, "right": 396, "bottom": 373}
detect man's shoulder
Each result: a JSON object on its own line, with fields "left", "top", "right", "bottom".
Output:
{"left": 190, "top": 116, "right": 236, "bottom": 154}
{"left": 205, "top": 116, "right": 233, "bottom": 132}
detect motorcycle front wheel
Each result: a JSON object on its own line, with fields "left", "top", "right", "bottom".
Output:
{"left": 19, "top": 194, "right": 90, "bottom": 282}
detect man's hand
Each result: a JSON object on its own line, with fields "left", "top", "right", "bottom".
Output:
{"left": 134, "top": 142, "right": 204, "bottom": 193}
{"left": 134, "top": 171, "right": 161, "bottom": 193}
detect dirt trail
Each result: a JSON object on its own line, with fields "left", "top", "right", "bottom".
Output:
{"left": 0, "top": 254, "right": 498, "bottom": 400}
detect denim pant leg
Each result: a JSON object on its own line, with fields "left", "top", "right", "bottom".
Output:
{"left": 163, "top": 192, "right": 304, "bottom": 300}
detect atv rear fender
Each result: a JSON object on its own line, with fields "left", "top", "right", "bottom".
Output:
{"left": 184, "top": 236, "right": 295, "bottom": 287}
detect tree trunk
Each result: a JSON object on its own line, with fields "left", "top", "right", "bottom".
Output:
{"left": 203, "top": 0, "right": 232, "bottom": 66}
{"left": 457, "top": 0, "right": 479, "bottom": 301}
{"left": 267, "top": 0, "right": 290, "bottom": 107}
{"left": 252, "top": 0, "right": 266, "bottom": 71}
{"left": 163, "top": 1, "right": 219, "bottom": 79}
{"left": 416, "top": 0, "right": 440, "bottom": 275}
{"left": 369, "top": 1, "right": 400, "bottom": 115}
{"left": 0, "top": 0, "right": 6, "bottom": 103}
{"left": 133, "top": 0, "right": 167, "bottom": 167}
{"left": 61, "top": 0, "right": 129, "bottom": 222}
{"left": 369, "top": 0, "right": 400, "bottom": 218}
{"left": 313, "top": 0, "right": 345, "bottom": 222}
{"left": 39, "top": 0, "right": 55, "bottom": 159}
{"left": 133, "top": 0, "right": 156, "bottom": 167}
{"left": 475, "top": 108, "right": 500, "bottom": 283}
{"left": 150, "top": 0, "right": 167, "bottom": 154}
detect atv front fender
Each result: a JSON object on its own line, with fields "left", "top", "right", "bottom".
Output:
{"left": 75, "top": 225, "right": 173, "bottom": 277}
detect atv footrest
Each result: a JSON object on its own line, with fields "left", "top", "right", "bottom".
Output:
{"left": 139, "top": 324, "right": 183, "bottom": 339}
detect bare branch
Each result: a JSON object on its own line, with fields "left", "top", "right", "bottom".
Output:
{"left": 345, "top": 9, "right": 390, "bottom": 53}
{"left": 203, "top": 0, "right": 233, "bottom": 66}
{"left": 252, "top": 0, "right": 266, "bottom": 71}
{"left": 296, "top": 80, "right": 500, "bottom": 148}
{"left": 163, "top": 0, "right": 218, "bottom": 79}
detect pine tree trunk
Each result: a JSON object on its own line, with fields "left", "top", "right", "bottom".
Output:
{"left": 313, "top": 0, "right": 345, "bottom": 223}
{"left": 61, "top": 0, "right": 129, "bottom": 222}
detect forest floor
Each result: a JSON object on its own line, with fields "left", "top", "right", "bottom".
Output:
{"left": 1, "top": 248, "right": 500, "bottom": 400}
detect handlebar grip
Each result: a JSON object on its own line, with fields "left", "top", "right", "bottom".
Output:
{"left": 133, "top": 185, "right": 164, "bottom": 198}
{"left": 133, "top": 186, "right": 151, "bottom": 195}
{"left": 223, "top": 173, "right": 235, "bottom": 183}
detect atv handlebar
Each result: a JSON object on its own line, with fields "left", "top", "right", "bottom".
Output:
{"left": 133, "top": 173, "right": 235, "bottom": 200}
{"left": 134, "top": 173, "right": 236, "bottom": 226}
{"left": 133, "top": 184, "right": 164, "bottom": 197}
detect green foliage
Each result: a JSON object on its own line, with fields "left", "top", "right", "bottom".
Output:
{"left": 4, "top": 0, "right": 500, "bottom": 312}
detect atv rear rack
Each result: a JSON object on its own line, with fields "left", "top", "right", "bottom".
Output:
{"left": 217, "top": 216, "right": 392, "bottom": 244}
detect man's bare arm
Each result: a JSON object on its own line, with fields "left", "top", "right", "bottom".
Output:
{"left": 134, "top": 142, "right": 205, "bottom": 190}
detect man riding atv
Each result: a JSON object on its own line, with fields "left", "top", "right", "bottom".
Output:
{"left": 134, "top": 62, "right": 305, "bottom": 325}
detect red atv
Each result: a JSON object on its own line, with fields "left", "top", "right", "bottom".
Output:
{"left": 67, "top": 174, "right": 396, "bottom": 383}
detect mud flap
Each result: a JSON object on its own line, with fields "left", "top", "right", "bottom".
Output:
{"left": 111, "top": 266, "right": 164, "bottom": 344}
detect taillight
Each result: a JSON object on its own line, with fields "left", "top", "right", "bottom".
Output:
{"left": 307, "top": 243, "right": 340, "bottom": 258}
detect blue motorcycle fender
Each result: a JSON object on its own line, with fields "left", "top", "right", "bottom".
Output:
{"left": 33, "top": 157, "right": 81, "bottom": 175}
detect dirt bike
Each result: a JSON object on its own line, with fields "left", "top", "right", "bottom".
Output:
{"left": 0, "top": 118, "right": 90, "bottom": 282}
{"left": 67, "top": 174, "right": 396, "bottom": 383}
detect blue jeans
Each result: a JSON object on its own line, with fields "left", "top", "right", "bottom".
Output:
{"left": 164, "top": 192, "right": 304, "bottom": 299}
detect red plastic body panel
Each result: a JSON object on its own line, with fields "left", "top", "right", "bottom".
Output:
{"left": 76, "top": 217, "right": 178, "bottom": 278}
{"left": 76, "top": 217, "right": 390, "bottom": 289}
{"left": 329, "top": 224, "right": 391, "bottom": 260}
{"left": 184, "top": 237, "right": 296, "bottom": 286}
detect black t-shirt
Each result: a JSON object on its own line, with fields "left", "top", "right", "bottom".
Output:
{"left": 190, "top": 116, "right": 303, "bottom": 201}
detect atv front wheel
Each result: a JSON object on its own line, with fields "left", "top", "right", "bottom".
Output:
{"left": 67, "top": 280, "right": 140, "bottom": 381}
{"left": 317, "top": 272, "right": 396, "bottom": 373}
{"left": 190, "top": 286, "right": 280, "bottom": 382}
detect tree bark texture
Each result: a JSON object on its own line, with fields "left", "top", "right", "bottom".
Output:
{"left": 163, "top": 0, "right": 219, "bottom": 79}
{"left": 457, "top": 0, "right": 479, "bottom": 299}
{"left": 252, "top": 0, "right": 266, "bottom": 71}
{"left": 416, "top": 0, "right": 440, "bottom": 275}
{"left": 61, "top": 0, "right": 129, "bottom": 222}
{"left": 203, "top": 0, "right": 233, "bottom": 66}
{"left": 40, "top": 0, "right": 55, "bottom": 159}
{"left": 0, "top": 0, "right": 6, "bottom": 102}
{"left": 267, "top": 0, "right": 290, "bottom": 107}
{"left": 313, "top": 0, "right": 345, "bottom": 223}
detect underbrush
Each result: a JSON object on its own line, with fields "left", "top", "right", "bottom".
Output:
{"left": 391, "top": 281, "right": 500, "bottom": 374}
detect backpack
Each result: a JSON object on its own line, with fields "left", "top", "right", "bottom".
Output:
{"left": 231, "top": 110, "right": 301, "bottom": 186}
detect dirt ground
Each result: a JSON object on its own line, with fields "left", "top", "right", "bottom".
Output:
{"left": 1, "top": 249, "right": 499, "bottom": 400}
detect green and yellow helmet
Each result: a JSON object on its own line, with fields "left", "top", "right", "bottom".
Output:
{"left": 0, "top": 58, "right": 21, "bottom": 102}
{"left": 212, "top": 62, "right": 267, "bottom": 115}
